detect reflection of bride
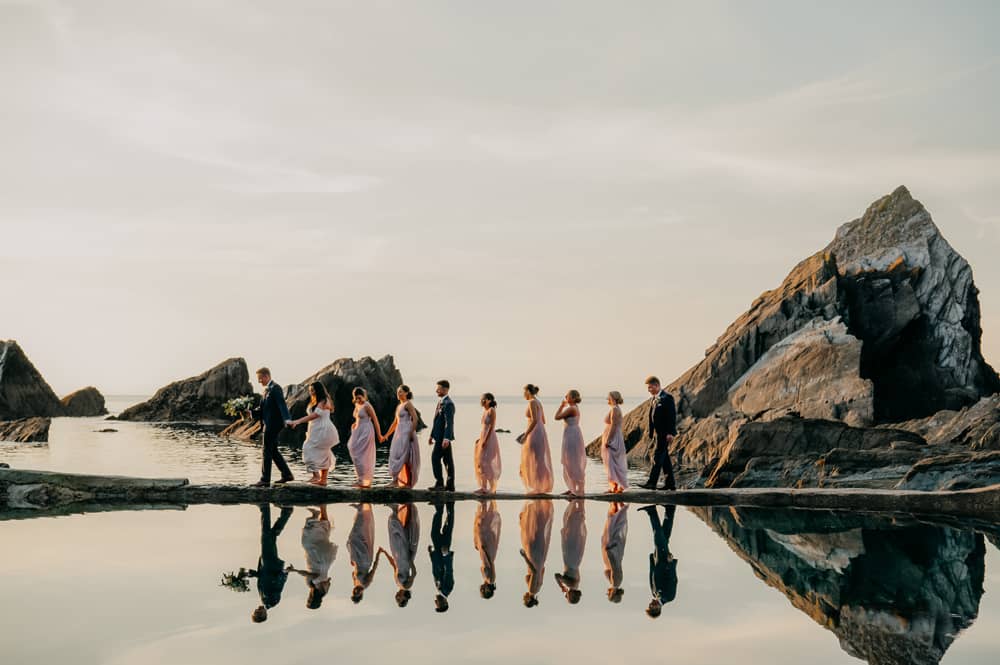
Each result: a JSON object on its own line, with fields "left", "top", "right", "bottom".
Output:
{"left": 474, "top": 500, "right": 502, "bottom": 599}
{"left": 602, "top": 502, "right": 628, "bottom": 603}
{"left": 288, "top": 505, "right": 338, "bottom": 609}
{"left": 383, "top": 503, "right": 421, "bottom": 607}
{"left": 519, "top": 499, "right": 553, "bottom": 607}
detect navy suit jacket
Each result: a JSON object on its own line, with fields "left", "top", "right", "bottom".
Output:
{"left": 255, "top": 381, "right": 291, "bottom": 434}
{"left": 648, "top": 390, "right": 677, "bottom": 439}
{"left": 430, "top": 396, "right": 455, "bottom": 443}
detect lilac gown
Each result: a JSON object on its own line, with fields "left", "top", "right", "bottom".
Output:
{"left": 388, "top": 503, "right": 420, "bottom": 590}
{"left": 388, "top": 404, "right": 420, "bottom": 488}
{"left": 520, "top": 500, "right": 553, "bottom": 597}
{"left": 348, "top": 403, "right": 376, "bottom": 487}
{"left": 475, "top": 408, "right": 502, "bottom": 492}
{"left": 601, "top": 406, "right": 629, "bottom": 490}
{"left": 302, "top": 405, "right": 338, "bottom": 473}
{"left": 560, "top": 412, "right": 586, "bottom": 495}
{"left": 520, "top": 399, "right": 554, "bottom": 494}
{"left": 474, "top": 500, "right": 502, "bottom": 587}
{"left": 601, "top": 504, "right": 628, "bottom": 593}
{"left": 558, "top": 500, "right": 587, "bottom": 594}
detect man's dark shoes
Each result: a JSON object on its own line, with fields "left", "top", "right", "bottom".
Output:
{"left": 275, "top": 475, "right": 294, "bottom": 485}
{"left": 660, "top": 484, "right": 677, "bottom": 491}
{"left": 639, "top": 481, "right": 658, "bottom": 490}
{"left": 251, "top": 480, "right": 270, "bottom": 488}
{"left": 444, "top": 484, "right": 455, "bottom": 492}
{"left": 428, "top": 483, "right": 445, "bottom": 491}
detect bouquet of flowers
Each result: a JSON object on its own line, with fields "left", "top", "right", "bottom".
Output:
{"left": 223, "top": 395, "right": 258, "bottom": 419}
{"left": 220, "top": 568, "right": 251, "bottom": 593}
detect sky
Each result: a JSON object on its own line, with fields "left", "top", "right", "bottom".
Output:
{"left": 2, "top": 0, "right": 1000, "bottom": 397}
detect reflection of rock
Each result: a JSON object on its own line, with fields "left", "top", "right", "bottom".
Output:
{"left": 60, "top": 387, "right": 108, "bottom": 417}
{"left": 0, "top": 341, "right": 63, "bottom": 419}
{"left": 693, "top": 506, "right": 985, "bottom": 665}
{"left": 282, "top": 355, "right": 422, "bottom": 445}
{"left": 0, "top": 417, "right": 51, "bottom": 443}
{"left": 117, "top": 358, "right": 253, "bottom": 422}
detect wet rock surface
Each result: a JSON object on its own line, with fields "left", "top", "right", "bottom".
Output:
{"left": 117, "top": 358, "right": 253, "bottom": 422}
{"left": 0, "top": 417, "right": 51, "bottom": 443}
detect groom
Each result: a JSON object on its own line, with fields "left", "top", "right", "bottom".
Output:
{"left": 250, "top": 367, "right": 294, "bottom": 487}
{"left": 428, "top": 379, "right": 456, "bottom": 491}
{"left": 640, "top": 375, "right": 677, "bottom": 490}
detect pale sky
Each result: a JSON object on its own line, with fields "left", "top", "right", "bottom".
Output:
{"left": 3, "top": 0, "right": 999, "bottom": 397}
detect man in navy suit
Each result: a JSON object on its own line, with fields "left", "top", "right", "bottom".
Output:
{"left": 427, "top": 379, "right": 456, "bottom": 491}
{"left": 640, "top": 376, "right": 677, "bottom": 490}
{"left": 250, "top": 367, "right": 294, "bottom": 487}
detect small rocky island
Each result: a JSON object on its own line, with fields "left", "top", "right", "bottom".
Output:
{"left": 592, "top": 186, "right": 1000, "bottom": 491}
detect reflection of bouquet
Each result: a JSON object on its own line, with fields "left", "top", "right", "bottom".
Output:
{"left": 220, "top": 568, "right": 251, "bottom": 592}
{"left": 223, "top": 396, "right": 258, "bottom": 419}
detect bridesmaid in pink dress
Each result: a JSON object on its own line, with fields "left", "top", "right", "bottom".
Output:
{"left": 474, "top": 499, "right": 502, "bottom": 599}
{"left": 555, "top": 389, "right": 586, "bottom": 496}
{"left": 347, "top": 387, "right": 385, "bottom": 489}
{"left": 474, "top": 393, "right": 502, "bottom": 494}
{"left": 384, "top": 385, "right": 421, "bottom": 488}
{"left": 601, "top": 391, "right": 629, "bottom": 493}
{"left": 519, "top": 384, "right": 554, "bottom": 495}
{"left": 519, "top": 499, "right": 553, "bottom": 607}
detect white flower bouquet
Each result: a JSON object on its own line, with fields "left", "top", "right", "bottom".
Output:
{"left": 223, "top": 395, "right": 258, "bottom": 419}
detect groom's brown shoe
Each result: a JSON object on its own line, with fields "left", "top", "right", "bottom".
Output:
{"left": 275, "top": 475, "right": 294, "bottom": 485}
{"left": 251, "top": 480, "right": 270, "bottom": 488}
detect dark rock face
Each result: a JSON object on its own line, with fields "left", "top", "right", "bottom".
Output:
{"left": 601, "top": 187, "right": 1000, "bottom": 491}
{"left": 693, "top": 506, "right": 985, "bottom": 665}
{"left": 0, "top": 417, "right": 51, "bottom": 443}
{"left": 60, "top": 387, "right": 108, "bottom": 417}
{"left": 0, "top": 341, "right": 63, "bottom": 419}
{"left": 282, "top": 355, "right": 423, "bottom": 445}
{"left": 117, "top": 358, "right": 253, "bottom": 422}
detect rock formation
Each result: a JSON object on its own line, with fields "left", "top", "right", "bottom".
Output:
{"left": 0, "top": 341, "right": 63, "bottom": 419}
{"left": 0, "top": 417, "right": 51, "bottom": 443}
{"left": 693, "top": 506, "right": 985, "bottom": 665}
{"left": 593, "top": 187, "right": 1000, "bottom": 491}
{"left": 117, "top": 358, "right": 253, "bottom": 422}
{"left": 60, "top": 387, "right": 108, "bottom": 417}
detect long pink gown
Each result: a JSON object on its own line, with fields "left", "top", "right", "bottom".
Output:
{"left": 601, "top": 406, "right": 629, "bottom": 491}
{"left": 601, "top": 504, "right": 628, "bottom": 593}
{"left": 475, "top": 408, "right": 502, "bottom": 492}
{"left": 520, "top": 399, "right": 554, "bottom": 494}
{"left": 520, "top": 499, "right": 553, "bottom": 597}
{"left": 560, "top": 411, "right": 586, "bottom": 495}
{"left": 474, "top": 500, "right": 502, "bottom": 588}
{"left": 348, "top": 403, "right": 376, "bottom": 487}
{"left": 387, "top": 503, "right": 420, "bottom": 590}
{"left": 388, "top": 404, "right": 420, "bottom": 488}
{"left": 558, "top": 500, "right": 587, "bottom": 594}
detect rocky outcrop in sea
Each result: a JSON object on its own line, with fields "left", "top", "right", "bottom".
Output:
{"left": 0, "top": 341, "right": 63, "bottom": 419}
{"left": 117, "top": 358, "right": 253, "bottom": 422}
{"left": 60, "top": 387, "right": 108, "bottom": 417}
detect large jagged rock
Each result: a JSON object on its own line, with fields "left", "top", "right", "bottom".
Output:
{"left": 0, "top": 341, "right": 63, "bottom": 419}
{"left": 600, "top": 187, "right": 1000, "bottom": 491}
{"left": 0, "top": 417, "right": 51, "bottom": 443}
{"left": 282, "top": 355, "right": 423, "bottom": 445}
{"left": 117, "top": 358, "right": 252, "bottom": 422}
{"left": 890, "top": 394, "right": 1000, "bottom": 451}
{"left": 60, "top": 386, "right": 108, "bottom": 417}
{"left": 693, "top": 506, "right": 985, "bottom": 665}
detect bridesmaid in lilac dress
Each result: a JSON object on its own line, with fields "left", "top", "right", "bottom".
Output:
{"left": 555, "top": 389, "right": 586, "bottom": 496}
{"left": 519, "top": 384, "right": 554, "bottom": 495}
{"left": 347, "top": 387, "right": 384, "bottom": 489}
{"left": 601, "top": 391, "right": 629, "bottom": 493}
{"left": 555, "top": 499, "right": 586, "bottom": 604}
{"left": 519, "top": 499, "right": 553, "bottom": 607}
{"left": 474, "top": 393, "right": 502, "bottom": 494}
{"left": 384, "top": 385, "right": 421, "bottom": 488}
{"left": 384, "top": 502, "right": 420, "bottom": 607}
{"left": 602, "top": 502, "right": 628, "bottom": 603}
{"left": 474, "top": 499, "right": 502, "bottom": 598}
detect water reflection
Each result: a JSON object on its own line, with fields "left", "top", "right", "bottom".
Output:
{"left": 639, "top": 504, "right": 678, "bottom": 618}
{"left": 429, "top": 501, "right": 455, "bottom": 612}
{"left": 555, "top": 500, "right": 586, "bottom": 604}
{"left": 385, "top": 502, "right": 420, "bottom": 607}
{"left": 474, "top": 500, "right": 501, "bottom": 599}
{"left": 347, "top": 503, "right": 383, "bottom": 604}
{"left": 288, "top": 505, "right": 337, "bottom": 609}
{"left": 601, "top": 502, "right": 628, "bottom": 603}
{"left": 519, "top": 499, "right": 553, "bottom": 607}
{"left": 249, "top": 504, "right": 292, "bottom": 622}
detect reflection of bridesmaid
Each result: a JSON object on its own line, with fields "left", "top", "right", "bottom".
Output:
{"left": 288, "top": 505, "right": 338, "bottom": 609}
{"left": 555, "top": 500, "right": 586, "bottom": 604}
{"left": 555, "top": 389, "right": 586, "bottom": 496}
{"left": 474, "top": 499, "right": 502, "bottom": 599}
{"left": 474, "top": 393, "right": 502, "bottom": 494}
{"left": 348, "top": 503, "right": 385, "bottom": 603}
{"left": 384, "top": 502, "right": 420, "bottom": 607}
{"left": 519, "top": 499, "right": 554, "bottom": 607}
{"left": 602, "top": 502, "right": 629, "bottom": 603}
{"left": 519, "top": 384, "right": 554, "bottom": 494}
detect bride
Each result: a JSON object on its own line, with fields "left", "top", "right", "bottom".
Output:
{"left": 287, "top": 382, "right": 339, "bottom": 486}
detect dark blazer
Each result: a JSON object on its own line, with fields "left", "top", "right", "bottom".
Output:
{"left": 430, "top": 395, "right": 455, "bottom": 443}
{"left": 649, "top": 390, "right": 677, "bottom": 438}
{"left": 255, "top": 381, "right": 292, "bottom": 433}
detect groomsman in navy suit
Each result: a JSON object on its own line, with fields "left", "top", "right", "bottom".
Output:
{"left": 250, "top": 367, "right": 294, "bottom": 487}
{"left": 428, "top": 379, "right": 456, "bottom": 491}
{"left": 640, "top": 376, "right": 677, "bottom": 490}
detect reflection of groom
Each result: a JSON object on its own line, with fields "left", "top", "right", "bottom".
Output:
{"left": 249, "top": 503, "right": 293, "bottom": 623}
{"left": 429, "top": 501, "right": 455, "bottom": 612}
{"left": 250, "top": 367, "right": 294, "bottom": 487}
{"left": 640, "top": 505, "right": 678, "bottom": 619}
